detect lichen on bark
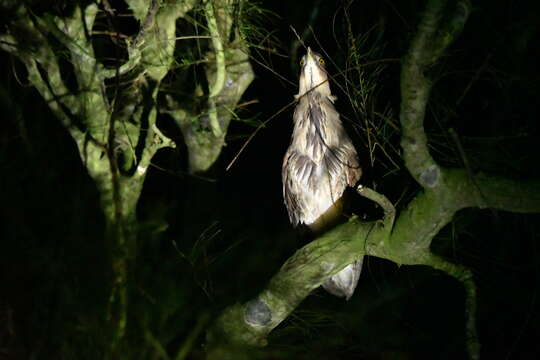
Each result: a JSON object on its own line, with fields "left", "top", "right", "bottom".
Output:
{"left": 0, "top": 0, "right": 253, "bottom": 353}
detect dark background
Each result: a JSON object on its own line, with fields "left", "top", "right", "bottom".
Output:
{"left": 1, "top": 0, "right": 539, "bottom": 359}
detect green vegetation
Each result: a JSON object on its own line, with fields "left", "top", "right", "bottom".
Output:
{"left": 1, "top": 0, "right": 539, "bottom": 359}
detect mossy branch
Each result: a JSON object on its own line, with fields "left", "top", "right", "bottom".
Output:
{"left": 206, "top": 216, "right": 374, "bottom": 353}
{"left": 421, "top": 253, "right": 479, "bottom": 360}
{"left": 0, "top": 13, "right": 91, "bottom": 146}
{"left": 357, "top": 184, "right": 395, "bottom": 230}
{"left": 207, "top": 164, "right": 540, "bottom": 357}
{"left": 204, "top": 0, "right": 227, "bottom": 137}
{"left": 170, "top": 0, "right": 254, "bottom": 173}
{"left": 1, "top": 1, "right": 186, "bottom": 351}
{"left": 400, "top": 0, "right": 471, "bottom": 187}
{"left": 205, "top": 0, "right": 227, "bottom": 99}
{"left": 206, "top": 188, "right": 390, "bottom": 353}
{"left": 101, "top": 0, "right": 160, "bottom": 78}
{"left": 39, "top": 5, "right": 100, "bottom": 80}
{"left": 132, "top": 0, "right": 160, "bottom": 48}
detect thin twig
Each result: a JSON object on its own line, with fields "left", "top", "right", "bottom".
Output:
{"left": 356, "top": 185, "right": 395, "bottom": 229}
{"left": 225, "top": 98, "right": 297, "bottom": 171}
{"left": 132, "top": 0, "right": 160, "bottom": 48}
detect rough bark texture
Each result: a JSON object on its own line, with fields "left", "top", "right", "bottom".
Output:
{"left": 1, "top": 0, "right": 253, "bottom": 354}
{"left": 167, "top": 0, "right": 255, "bottom": 173}
{"left": 206, "top": 1, "right": 540, "bottom": 359}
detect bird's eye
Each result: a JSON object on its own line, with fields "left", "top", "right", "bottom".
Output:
{"left": 300, "top": 58, "right": 305, "bottom": 66}
{"left": 318, "top": 58, "right": 325, "bottom": 66}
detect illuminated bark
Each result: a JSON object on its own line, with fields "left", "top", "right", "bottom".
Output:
{"left": 1, "top": 0, "right": 253, "bottom": 354}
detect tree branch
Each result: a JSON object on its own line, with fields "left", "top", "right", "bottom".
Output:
{"left": 206, "top": 187, "right": 393, "bottom": 352}
{"left": 207, "top": 164, "right": 540, "bottom": 356}
{"left": 125, "top": 0, "right": 197, "bottom": 81}
{"left": 132, "top": 0, "right": 160, "bottom": 48}
{"left": 206, "top": 216, "right": 376, "bottom": 351}
{"left": 205, "top": 0, "right": 227, "bottom": 99}
{"left": 420, "top": 253, "right": 479, "bottom": 360}
{"left": 204, "top": 0, "right": 228, "bottom": 137}
{"left": 206, "top": 1, "right": 539, "bottom": 358}
{"left": 101, "top": 0, "right": 159, "bottom": 78}
{"left": 400, "top": 0, "right": 471, "bottom": 188}
{"left": 357, "top": 184, "right": 395, "bottom": 230}
{"left": 170, "top": 0, "right": 254, "bottom": 173}
{"left": 0, "top": 13, "right": 83, "bottom": 139}
{"left": 137, "top": 119, "right": 177, "bottom": 178}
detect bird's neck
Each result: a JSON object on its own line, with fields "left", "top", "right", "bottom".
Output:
{"left": 297, "top": 77, "right": 333, "bottom": 99}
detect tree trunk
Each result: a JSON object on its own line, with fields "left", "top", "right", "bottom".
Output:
{"left": 97, "top": 176, "right": 144, "bottom": 352}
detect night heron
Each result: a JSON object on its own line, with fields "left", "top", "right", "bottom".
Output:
{"left": 282, "top": 47, "right": 363, "bottom": 300}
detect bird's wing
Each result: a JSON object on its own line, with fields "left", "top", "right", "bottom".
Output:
{"left": 322, "top": 144, "right": 361, "bottom": 195}
{"left": 343, "top": 144, "right": 361, "bottom": 187}
{"left": 282, "top": 149, "right": 301, "bottom": 226}
{"left": 316, "top": 96, "right": 361, "bottom": 188}
{"left": 282, "top": 149, "right": 317, "bottom": 226}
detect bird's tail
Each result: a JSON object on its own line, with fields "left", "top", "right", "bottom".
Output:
{"left": 322, "top": 256, "right": 363, "bottom": 300}
{"left": 306, "top": 197, "right": 363, "bottom": 300}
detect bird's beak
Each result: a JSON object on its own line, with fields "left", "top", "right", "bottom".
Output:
{"left": 306, "top": 47, "right": 314, "bottom": 64}
{"left": 303, "top": 47, "right": 318, "bottom": 75}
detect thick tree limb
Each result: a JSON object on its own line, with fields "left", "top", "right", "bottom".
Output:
{"left": 205, "top": 0, "right": 227, "bottom": 100}
{"left": 1, "top": 1, "right": 197, "bottom": 351}
{"left": 400, "top": 0, "right": 470, "bottom": 188}
{"left": 206, "top": 188, "right": 391, "bottom": 354}
{"left": 0, "top": 19, "right": 80, "bottom": 134}
{"left": 169, "top": 0, "right": 254, "bottom": 173}
{"left": 396, "top": 4, "right": 479, "bottom": 354}
{"left": 206, "top": 216, "right": 374, "bottom": 354}
{"left": 207, "top": 164, "right": 540, "bottom": 356}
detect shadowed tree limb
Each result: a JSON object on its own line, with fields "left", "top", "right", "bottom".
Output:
{"left": 400, "top": 0, "right": 470, "bottom": 188}
{"left": 206, "top": 168, "right": 540, "bottom": 354}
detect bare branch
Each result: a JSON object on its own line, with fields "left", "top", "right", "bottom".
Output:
{"left": 132, "top": 0, "right": 160, "bottom": 48}
{"left": 357, "top": 184, "right": 395, "bottom": 229}
{"left": 100, "top": 0, "right": 159, "bottom": 78}
{"left": 170, "top": 0, "right": 254, "bottom": 173}
{"left": 0, "top": 15, "right": 83, "bottom": 138}
{"left": 205, "top": 163, "right": 540, "bottom": 355}
{"left": 137, "top": 121, "right": 177, "bottom": 178}
{"left": 205, "top": 0, "right": 227, "bottom": 99}
{"left": 421, "top": 253, "right": 479, "bottom": 360}
{"left": 204, "top": 0, "right": 227, "bottom": 137}
{"left": 400, "top": 0, "right": 471, "bottom": 188}
{"left": 206, "top": 216, "right": 376, "bottom": 351}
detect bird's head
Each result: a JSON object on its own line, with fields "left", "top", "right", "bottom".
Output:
{"left": 297, "top": 47, "right": 332, "bottom": 99}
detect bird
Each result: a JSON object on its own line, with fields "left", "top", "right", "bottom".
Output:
{"left": 282, "top": 47, "right": 363, "bottom": 300}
